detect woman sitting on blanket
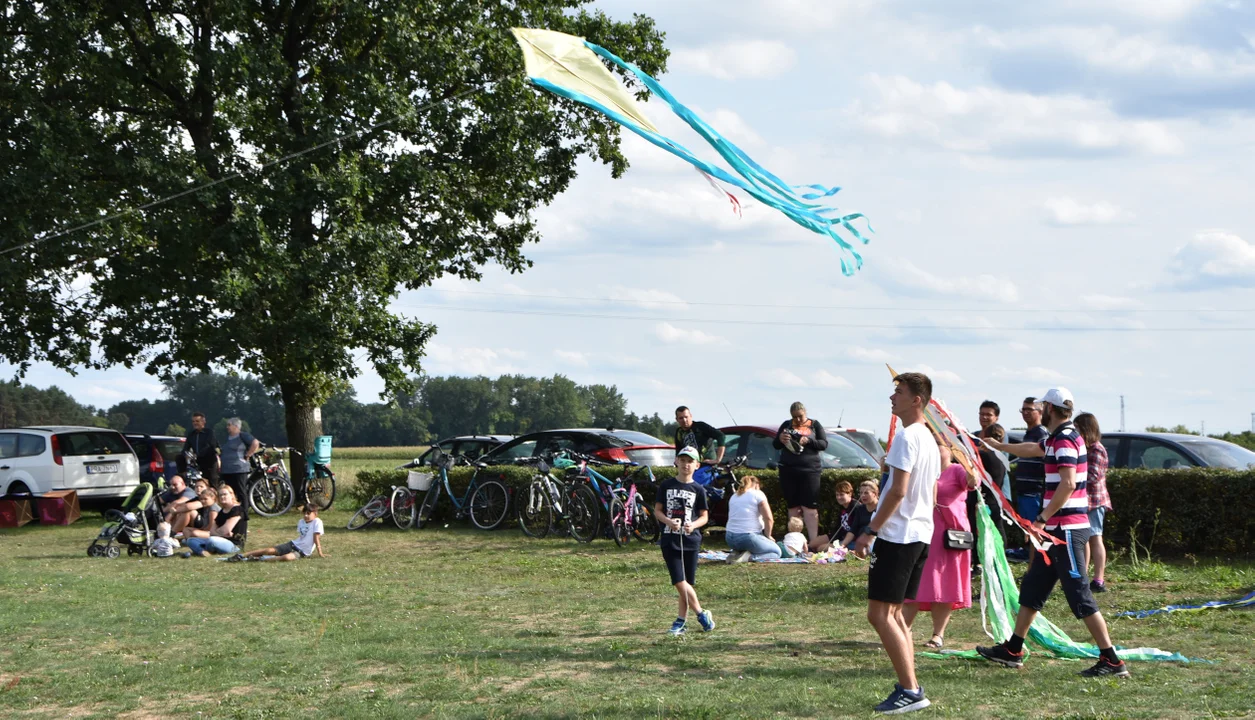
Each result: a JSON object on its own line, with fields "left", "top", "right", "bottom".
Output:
{"left": 838, "top": 481, "right": 879, "bottom": 547}
{"left": 724, "top": 475, "right": 782, "bottom": 564}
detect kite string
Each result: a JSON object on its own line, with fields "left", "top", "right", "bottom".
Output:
{"left": 1, "top": 87, "right": 483, "bottom": 258}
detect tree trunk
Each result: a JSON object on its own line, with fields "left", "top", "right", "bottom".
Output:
{"left": 281, "top": 381, "right": 323, "bottom": 456}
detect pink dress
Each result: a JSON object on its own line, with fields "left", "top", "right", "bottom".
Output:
{"left": 908, "top": 464, "right": 972, "bottom": 610}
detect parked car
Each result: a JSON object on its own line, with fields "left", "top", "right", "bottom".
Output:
{"left": 831, "top": 427, "right": 885, "bottom": 464}
{"left": 415, "top": 435, "right": 513, "bottom": 466}
{"left": 479, "top": 429, "right": 676, "bottom": 466}
{"left": 0, "top": 426, "right": 142, "bottom": 499}
{"left": 124, "top": 433, "right": 186, "bottom": 486}
{"left": 717, "top": 425, "right": 881, "bottom": 470}
{"left": 1101, "top": 432, "right": 1255, "bottom": 470}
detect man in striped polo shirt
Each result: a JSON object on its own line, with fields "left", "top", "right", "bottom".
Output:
{"left": 975, "top": 387, "right": 1129, "bottom": 678}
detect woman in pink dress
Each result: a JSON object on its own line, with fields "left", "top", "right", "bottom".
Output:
{"left": 903, "top": 433, "right": 977, "bottom": 648}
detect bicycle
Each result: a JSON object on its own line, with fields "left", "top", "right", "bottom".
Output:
{"left": 245, "top": 445, "right": 338, "bottom": 517}
{"left": 514, "top": 454, "right": 599, "bottom": 542}
{"left": 394, "top": 450, "right": 510, "bottom": 530}
{"left": 620, "top": 462, "right": 661, "bottom": 544}
{"left": 562, "top": 453, "right": 632, "bottom": 546}
{"left": 346, "top": 489, "right": 395, "bottom": 530}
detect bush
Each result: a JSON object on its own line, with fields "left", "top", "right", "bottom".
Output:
{"left": 348, "top": 465, "right": 880, "bottom": 535}
{"left": 1105, "top": 468, "right": 1255, "bottom": 554}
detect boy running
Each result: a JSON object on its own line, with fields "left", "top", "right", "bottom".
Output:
{"left": 654, "top": 446, "right": 714, "bottom": 636}
{"left": 229, "top": 504, "right": 326, "bottom": 562}
{"left": 852, "top": 372, "right": 940, "bottom": 714}
{"left": 977, "top": 388, "right": 1128, "bottom": 678}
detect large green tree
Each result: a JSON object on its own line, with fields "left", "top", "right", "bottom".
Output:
{"left": 0, "top": 1, "right": 667, "bottom": 451}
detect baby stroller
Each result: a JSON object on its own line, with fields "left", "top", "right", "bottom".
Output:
{"left": 88, "top": 479, "right": 165, "bottom": 558}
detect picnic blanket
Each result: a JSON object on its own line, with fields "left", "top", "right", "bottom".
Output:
{"left": 698, "top": 550, "right": 810, "bottom": 564}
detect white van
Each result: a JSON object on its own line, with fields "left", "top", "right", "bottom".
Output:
{"left": 0, "top": 426, "right": 142, "bottom": 499}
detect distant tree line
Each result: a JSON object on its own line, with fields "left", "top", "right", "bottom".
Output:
{"left": 0, "top": 373, "right": 674, "bottom": 447}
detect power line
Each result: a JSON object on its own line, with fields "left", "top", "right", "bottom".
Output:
{"left": 391, "top": 302, "right": 1255, "bottom": 332}
{"left": 421, "top": 288, "right": 1255, "bottom": 315}
{"left": 1, "top": 87, "right": 482, "bottom": 257}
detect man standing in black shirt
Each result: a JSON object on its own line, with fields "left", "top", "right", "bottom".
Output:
{"left": 1007, "top": 397, "right": 1048, "bottom": 561}
{"left": 672, "top": 406, "right": 727, "bottom": 465}
{"left": 182, "top": 411, "right": 221, "bottom": 486}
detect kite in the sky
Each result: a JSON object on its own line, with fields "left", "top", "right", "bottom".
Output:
{"left": 512, "top": 28, "right": 873, "bottom": 275}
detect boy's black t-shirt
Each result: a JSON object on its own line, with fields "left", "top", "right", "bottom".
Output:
{"left": 657, "top": 477, "right": 708, "bottom": 552}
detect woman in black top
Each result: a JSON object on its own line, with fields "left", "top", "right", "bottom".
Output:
{"left": 772, "top": 401, "right": 829, "bottom": 544}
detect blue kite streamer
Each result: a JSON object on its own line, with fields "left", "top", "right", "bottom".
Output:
{"left": 1117, "top": 588, "right": 1255, "bottom": 619}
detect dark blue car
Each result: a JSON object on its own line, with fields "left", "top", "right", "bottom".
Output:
{"left": 124, "top": 434, "right": 186, "bottom": 486}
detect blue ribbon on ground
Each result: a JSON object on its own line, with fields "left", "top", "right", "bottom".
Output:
{"left": 1117, "top": 588, "right": 1255, "bottom": 619}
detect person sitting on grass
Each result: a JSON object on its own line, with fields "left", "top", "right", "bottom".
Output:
{"left": 724, "top": 475, "right": 781, "bottom": 563}
{"left": 230, "top": 505, "right": 326, "bottom": 562}
{"left": 160, "top": 475, "right": 199, "bottom": 527}
{"left": 187, "top": 486, "right": 221, "bottom": 537}
{"left": 654, "top": 446, "right": 714, "bottom": 636}
{"left": 782, "top": 516, "right": 809, "bottom": 557}
{"left": 183, "top": 485, "right": 247, "bottom": 557}
{"left": 813, "top": 480, "right": 856, "bottom": 552}
{"left": 150, "top": 522, "right": 180, "bottom": 558}
{"left": 839, "top": 480, "right": 879, "bottom": 547}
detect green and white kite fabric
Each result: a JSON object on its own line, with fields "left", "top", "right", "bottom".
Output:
{"left": 512, "top": 28, "right": 872, "bottom": 276}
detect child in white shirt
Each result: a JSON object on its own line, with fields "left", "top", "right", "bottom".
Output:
{"left": 782, "top": 516, "right": 809, "bottom": 557}
{"left": 229, "top": 505, "right": 327, "bottom": 562}
{"left": 150, "top": 522, "right": 180, "bottom": 558}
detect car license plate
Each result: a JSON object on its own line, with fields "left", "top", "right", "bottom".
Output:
{"left": 86, "top": 463, "right": 120, "bottom": 474}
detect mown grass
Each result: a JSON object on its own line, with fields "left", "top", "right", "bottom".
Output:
{"left": 1, "top": 499, "right": 1253, "bottom": 719}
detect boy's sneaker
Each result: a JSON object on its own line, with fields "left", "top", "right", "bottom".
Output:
{"left": 1080, "top": 657, "right": 1130, "bottom": 678}
{"left": 976, "top": 642, "right": 1025, "bottom": 669}
{"left": 874, "top": 684, "right": 930, "bottom": 714}
{"left": 697, "top": 610, "right": 715, "bottom": 632}
{"left": 726, "top": 550, "right": 751, "bottom": 564}
{"left": 1090, "top": 579, "right": 1108, "bottom": 593}
{"left": 226, "top": 553, "right": 245, "bottom": 563}
{"left": 180, "top": 552, "right": 193, "bottom": 559}
{"left": 668, "top": 619, "right": 686, "bottom": 636}
{"left": 1005, "top": 547, "right": 1029, "bottom": 563}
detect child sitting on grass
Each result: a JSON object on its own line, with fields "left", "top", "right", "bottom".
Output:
{"left": 150, "top": 522, "right": 180, "bottom": 558}
{"left": 782, "top": 516, "right": 809, "bottom": 557}
{"left": 229, "top": 504, "right": 326, "bottom": 562}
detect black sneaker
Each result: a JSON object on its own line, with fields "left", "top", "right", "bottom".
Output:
{"left": 976, "top": 642, "right": 1025, "bottom": 669}
{"left": 1090, "top": 579, "right": 1108, "bottom": 593}
{"left": 226, "top": 553, "right": 245, "bottom": 563}
{"left": 1080, "top": 657, "right": 1130, "bottom": 678}
{"left": 180, "top": 552, "right": 192, "bottom": 559}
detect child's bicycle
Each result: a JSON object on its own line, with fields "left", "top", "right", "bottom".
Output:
{"left": 562, "top": 452, "right": 635, "bottom": 545}
{"left": 620, "top": 462, "right": 661, "bottom": 544}
{"left": 514, "top": 454, "right": 599, "bottom": 542}
{"left": 392, "top": 450, "right": 510, "bottom": 530}
{"left": 346, "top": 488, "right": 398, "bottom": 530}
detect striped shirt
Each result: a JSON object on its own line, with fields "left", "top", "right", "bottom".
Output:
{"left": 1040, "top": 421, "right": 1089, "bottom": 530}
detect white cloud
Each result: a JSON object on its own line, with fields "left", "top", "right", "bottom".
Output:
{"left": 760, "top": 368, "right": 808, "bottom": 388}
{"left": 553, "top": 350, "right": 589, "bottom": 367}
{"left": 424, "top": 344, "right": 525, "bottom": 376}
{"left": 1166, "top": 231, "right": 1255, "bottom": 290}
{"left": 644, "top": 378, "right": 683, "bottom": 393}
{"left": 846, "top": 346, "right": 899, "bottom": 363}
{"left": 879, "top": 261, "right": 1020, "bottom": 303}
{"left": 1045, "top": 197, "right": 1135, "bottom": 226}
{"left": 655, "top": 322, "right": 728, "bottom": 346}
{"left": 913, "top": 364, "right": 964, "bottom": 386}
{"left": 671, "top": 40, "right": 798, "bottom": 80}
{"left": 1081, "top": 294, "right": 1142, "bottom": 310}
{"left": 1009, "top": 342, "right": 1033, "bottom": 352}
{"left": 812, "top": 370, "right": 853, "bottom": 389}
{"left": 993, "top": 366, "right": 1072, "bottom": 384}
{"left": 852, "top": 74, "right": 1185, "bottom": 157}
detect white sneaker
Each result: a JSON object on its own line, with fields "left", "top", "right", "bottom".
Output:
{"left": 727, "top": 550, "right": 751, "bottom": 564}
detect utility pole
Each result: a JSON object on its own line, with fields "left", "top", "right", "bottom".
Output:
{"left": 1201, "top": 420, "right": 1206, "bottom": 437}
{"left": 1119, "top": 395, "right": 1126, "bottom": 432}
{"left": 1250, "top": 412, "right": 1254, "bottom": 434}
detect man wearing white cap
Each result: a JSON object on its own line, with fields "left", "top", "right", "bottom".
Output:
{"left": 976, "top": 388, "right": 1129, "bottom": 678}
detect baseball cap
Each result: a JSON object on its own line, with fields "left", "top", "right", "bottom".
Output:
{"left": 1039, "top": 387, "right": 1074, "bottom": 408}
{"left": 676, "top": 446, "right": 700, "bottom": 461}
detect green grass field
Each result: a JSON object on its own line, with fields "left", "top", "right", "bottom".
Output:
{"left": 1, "top": 484, "right": 1253, "bottom": 718}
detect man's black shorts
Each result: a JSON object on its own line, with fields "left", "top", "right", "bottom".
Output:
{"left": 1018, "top": 527, "right": 1099, "bottom": 619}
{"left": 867, "top": 538, "right": 928, "bottom": 604}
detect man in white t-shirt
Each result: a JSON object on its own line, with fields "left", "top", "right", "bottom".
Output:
{"left": 852, "top": 371, "right": 940, "bottom": 715}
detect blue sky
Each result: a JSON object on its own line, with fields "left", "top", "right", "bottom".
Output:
{"left": 12, "top": 0, "right": 1255, "bottom": 437}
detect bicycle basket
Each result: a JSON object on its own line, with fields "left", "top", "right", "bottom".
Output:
{"left": 407, "top": 471, "right": 435, "bottom": 491}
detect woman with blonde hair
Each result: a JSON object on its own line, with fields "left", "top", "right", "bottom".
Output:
{"left": 724, "top": 475, "right": 782, "bottom": 563}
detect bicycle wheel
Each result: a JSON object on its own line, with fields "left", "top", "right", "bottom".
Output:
{"left": 347, "top": 495, "right": 388, "bottom": 530}
{"left": 609, "top": 497, "right": 629, "bottom": 547}
{"left": 469, "top": 480, "right": 509, "bottom": 530}
{"left": 631, "top": 495, "right": 660, "bottom": 543}
{"left": 566, "top": 483, "right": 600, "bottom": 543}
{"left": 517, "top": 481, "right": 552, "bottom": 539}
{"left": 390, "top": 486, "right": 416, "bottom": 529}
{"left": 415, "top": 482, "right": 441, "bottom": 529}
{"left": 305, "top": 467, "right": 337, "bottom": 511}
{"left": 249, "top": 475, "right": 295, "bottom": 517}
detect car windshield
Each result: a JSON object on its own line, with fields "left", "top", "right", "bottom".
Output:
{"left": 1177, "top": 439, "right": 1255, "bottom": 469}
